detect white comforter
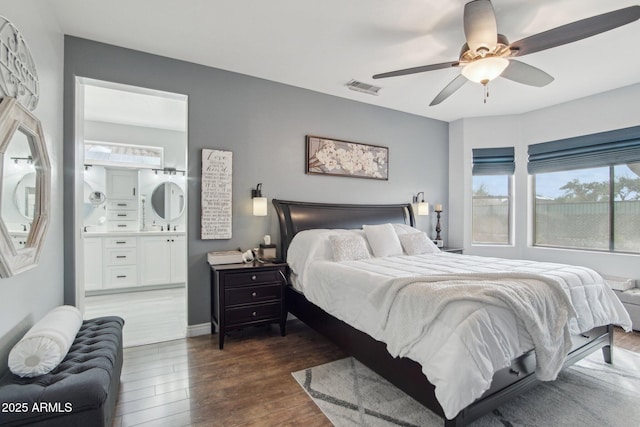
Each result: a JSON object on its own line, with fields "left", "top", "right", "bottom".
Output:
{"left": 291, "top": 245, "right": 631, "bottom": 419}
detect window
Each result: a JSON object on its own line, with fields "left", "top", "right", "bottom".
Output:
{"left": 472, "top": 147, "right": 514, "bottom": 245}
{"left": 473, "top": 175, "right": 512, "bottom": 244}
{"left": 84, "top": 140, "right": 164, "bottom": 169}
{"left": 529, "top": 125, "right": 640, "bottom": 253}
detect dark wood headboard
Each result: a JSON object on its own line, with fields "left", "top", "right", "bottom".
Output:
{"left": 272, "top": 199, "right": 415, "bottom": 260}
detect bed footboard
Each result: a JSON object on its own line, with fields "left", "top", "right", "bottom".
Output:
{"left": 287, "top": 286, "right": 614, "bottom": 426}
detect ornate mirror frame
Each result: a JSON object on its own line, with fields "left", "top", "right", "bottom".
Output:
{"left": 0, "top": 97, "right": 51, "bottom": 277}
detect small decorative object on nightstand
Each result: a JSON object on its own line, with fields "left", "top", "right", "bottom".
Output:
{"left": 434, "top": 204, "right": 444, "bottom": 247}
{"left": 259, "top": 244, "right": 277, "bottom": 261}
{"left": 209, "top": 261, "right": 288, "bottom": 349}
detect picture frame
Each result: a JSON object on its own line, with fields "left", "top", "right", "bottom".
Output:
{"left": 305, "top": 135, "right": 389, "bottom": 180}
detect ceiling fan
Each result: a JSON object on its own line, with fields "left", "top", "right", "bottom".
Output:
{"left": 372, "top": 1, "right": 640, "bottom": 106}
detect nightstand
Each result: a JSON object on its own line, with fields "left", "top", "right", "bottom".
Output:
{"left": 441, "top": 247, "right": 464, "bottom": 254}
{"left": 210, "top": 261, "right": 288, "bottom": 349}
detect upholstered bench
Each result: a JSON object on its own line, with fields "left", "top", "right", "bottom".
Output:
{"left": 0, "top": 316, "right": 124, "bottom": 427}
{"left": 615, "top": 288, "right": 640, "bottom": 331}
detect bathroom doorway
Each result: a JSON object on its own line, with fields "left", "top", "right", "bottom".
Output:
{"left": 75, "top": 78, "right": 188, "bottom": 347}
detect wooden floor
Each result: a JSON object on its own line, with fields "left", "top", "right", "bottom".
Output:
{"left": 112, "top": 322, "right": 639, "bottom": 427}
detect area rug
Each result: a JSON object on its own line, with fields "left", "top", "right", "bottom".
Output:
{"left": 292, "top": 347, "right": 640, "bottom": 426}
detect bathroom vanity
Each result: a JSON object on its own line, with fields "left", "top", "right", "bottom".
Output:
{"left": 84, "top": 231, "right": 185, "bottom": 292}
{"left": 83, "top": 165, "right": 186, "bottom": 294}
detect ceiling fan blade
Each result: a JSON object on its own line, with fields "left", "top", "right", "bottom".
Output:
{"left": 429, "top": 74, "right": 468, "bottom": 106}
{"left": 500, "top": 60, "right": 553, "bottom": 87}
{"left": 372, "top": 61, "right": 459, "bottom": 79}
{"left": 464, "top": 0, "right": 498, "bottom": 53}
{"left": 510, "top": 5, "right": 640, "bottom": 57}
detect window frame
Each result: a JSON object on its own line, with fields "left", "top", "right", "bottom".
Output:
{"left": 471, "top": 173, "right": 514, "bottom": 246}
{"left": 531, "top": 164, "right": 639, "bottom": 254}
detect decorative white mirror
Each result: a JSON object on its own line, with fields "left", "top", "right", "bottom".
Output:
{"left": 151, "top": 182, "right": 184, "bottom": 221}
{"left": 0, "top": 97, "right": 51, "bottom": 277}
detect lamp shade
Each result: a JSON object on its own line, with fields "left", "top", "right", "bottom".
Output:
{"left": 461, "top": 57, "right": 509, "bottom": 84}
{"left": 417, "top": 202, "right": 429, "bottom": 216}
{"left": 253, "top": 197, "right": 267, "bottom": 216}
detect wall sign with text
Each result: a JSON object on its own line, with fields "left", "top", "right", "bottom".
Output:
{"left": 201, "top": 149, "right": 232, "bottom": 239}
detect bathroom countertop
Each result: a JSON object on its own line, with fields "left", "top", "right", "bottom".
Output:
{"left": 84, "top": 230, "right": 185, "bottom": 237}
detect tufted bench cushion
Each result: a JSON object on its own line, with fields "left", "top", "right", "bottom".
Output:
{"left": 0, "top": 316, "right": 124, "bottom": 427}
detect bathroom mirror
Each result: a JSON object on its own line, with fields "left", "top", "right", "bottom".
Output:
{"left": 151, "top": 182, "right": 184, "bottom": 221}
{"left": 0, "top": 97, "right": 51, "bottom": 277}
{"left": 14, "top": 172, "right": 36, "bottom": 220}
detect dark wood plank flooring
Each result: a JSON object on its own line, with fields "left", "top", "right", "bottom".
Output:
{"left": 112, "top": 322, "right": 639, "bottom": 427}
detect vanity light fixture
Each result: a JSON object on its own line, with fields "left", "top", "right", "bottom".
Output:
{"left": 11, "top": 155, "right": 33, "bottom": 165}
{"left": 252, "top": 183, "right": 267, "bottom": 216}
{"left": 412, "top": 192, "right": 429, "bottom": 216}
{"left": 152, "top": 167, "right": 186, "bottom": 176}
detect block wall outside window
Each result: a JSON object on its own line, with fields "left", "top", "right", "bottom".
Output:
{"left": 533, "top": 164, "right": 640, "bottom": 253}
{"left": 472, "top": 175, "right": 511, "bottom": 245}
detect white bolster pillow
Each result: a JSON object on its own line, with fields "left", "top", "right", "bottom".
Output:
{"left": 8, "top": 305, "right": 83, "bottom": 378}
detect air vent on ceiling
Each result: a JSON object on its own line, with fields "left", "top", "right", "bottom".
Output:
{"left": 346, "top": 79, "right": 381, "bottom": 96}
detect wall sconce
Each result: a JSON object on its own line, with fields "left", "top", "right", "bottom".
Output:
{"left": 412, "top": 192, "right": 429, "bottom": 216}
{"left": 252, "top": 183, "right": 267, "bottom": 216}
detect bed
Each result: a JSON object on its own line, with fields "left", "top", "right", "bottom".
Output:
{"left": 272, "top": 199, "right": 631, "bottom": 427}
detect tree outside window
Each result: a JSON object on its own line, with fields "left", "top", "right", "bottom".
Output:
{"left": 534, "top": 164, "right": 640, "bottom": 252}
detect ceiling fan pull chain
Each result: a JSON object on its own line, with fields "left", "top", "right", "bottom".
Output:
{"left": 484, "top": 83, "right": 488, "bottom": 104}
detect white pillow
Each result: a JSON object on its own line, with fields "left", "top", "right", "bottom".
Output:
{"left": 363, "top": 223, "right": 403, "bottom": 257}
{"left": 8, "top": 305, "right": 83, "bottom": 378}
{"left": 287, "top": 229, "right": 368, "bottom": 290}
{"left": 398, "top": 232, "right": 440, "bottom": 255}
{"left": 392, "top": 223, "right": 421, "bottom": 235}
{"left": 329, "top": 234, "right": 371, "bottom": 261}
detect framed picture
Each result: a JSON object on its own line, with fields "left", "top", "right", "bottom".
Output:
{"left": 305, "top": 135, "right": 389, "bottom": 180}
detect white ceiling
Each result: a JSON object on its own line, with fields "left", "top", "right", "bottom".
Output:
{"left": 50, "top": 0, "right": 640, "bottom": 123}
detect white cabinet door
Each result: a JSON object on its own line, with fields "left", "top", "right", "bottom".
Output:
{"left": 170, "top": 235, "right": 186, "bottom": 283}
{"left": 139, "top": 234, "right": 186, "bottom": 286}
{"left": 139, "top": 236, "right": 171, "bottom": 286}
{"left": 84, "top": 237, "right": 103, "bottom": 291}
{"left": 106, "top": 169, "right": 138, "bottom": 200}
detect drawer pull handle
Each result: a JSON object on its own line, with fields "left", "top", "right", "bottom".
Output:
{"left": 116, "top": 241, "right": 126, "bottom": 244}
{"left": 117, "top": 214, "right": 127, "bottom": 217}
{"left": 251, "top": 275, "right": 257, "bottom": 281}
{"left": 117, "top": 224, "right": 126, "bottom": 228}
{"left": 117, "top": 275, "right": 127, "bottom": 278}
{"left": 117, "top": 203, "right": 126, "bottom": 207}
{"left": 252, "top": 311, "right": 257, "bottom": 317}
{"left": 251, "top": 292, "right": 257, "bottom": 297}
{"left": 116, "top": 255, "right": 126, "bottom": 259}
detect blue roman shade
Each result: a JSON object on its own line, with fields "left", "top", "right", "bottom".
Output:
{"left": 528, "top": 125, "right": 640, "bottom": 174}
{"left": 472, "top": 147, "right": 515, "bottom": 175}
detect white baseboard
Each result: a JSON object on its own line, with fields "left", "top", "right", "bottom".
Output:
{"left": 186, "top": 322, "right": 211, "bottom": 337}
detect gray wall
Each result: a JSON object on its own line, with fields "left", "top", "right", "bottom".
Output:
{"left": 64, "top": 37, "right": 449, "bottom": 326}
{"left": 0, "top": 1, "right": 65, "bottom": 373}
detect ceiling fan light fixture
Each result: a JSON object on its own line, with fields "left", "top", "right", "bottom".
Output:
{"left": 461, "top": 57, "right": 509, "bottom": 84}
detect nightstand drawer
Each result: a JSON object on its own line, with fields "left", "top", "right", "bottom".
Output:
{"left": 225, "top": 302, "right": 281, "bottom": 325}
{"left": 225, "top": 283, "right": 282, "bottom": 306}
{"left": 226, "top": 269, "right": 283, "bottom": 287}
